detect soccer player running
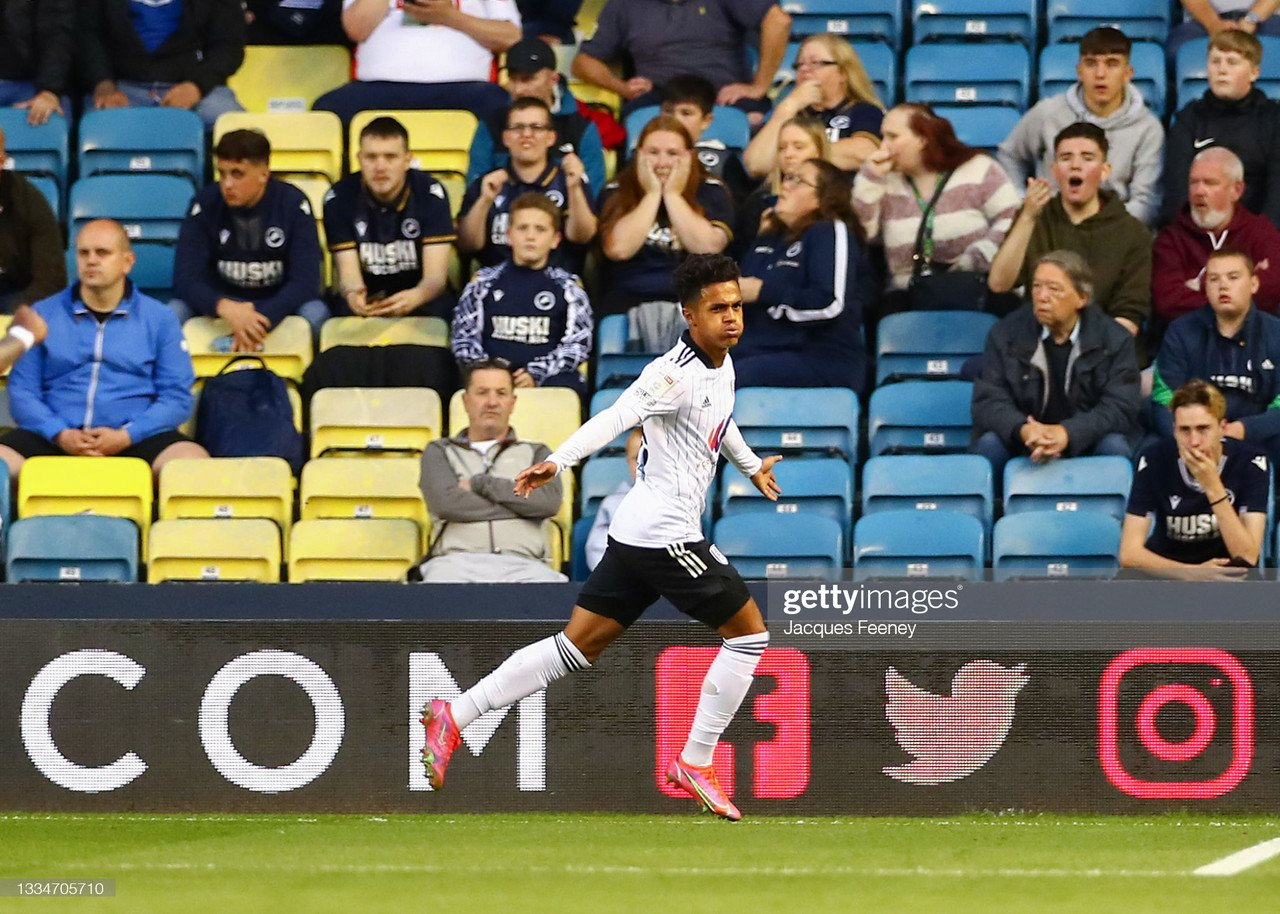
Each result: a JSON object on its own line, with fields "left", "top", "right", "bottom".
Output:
{"left": 421, "top": 253, "right": 782, "bottom": 820}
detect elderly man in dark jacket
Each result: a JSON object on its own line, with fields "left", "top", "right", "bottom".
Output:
{"left": 971, "top": 249, "right": 1142, "bottom": 486}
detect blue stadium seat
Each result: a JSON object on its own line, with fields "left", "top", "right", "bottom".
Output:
{"left": 718, "top": 456, "right": 854, "bottom": 546}
{"left": 588, "top": 388, "right": 631, "bottom": 454}
{"left": 867, "top": 380, "right": 973, "bottom": 456}
{"left": 861, "top": 454, "right": 994, "bottom": 534}
{"left": 1002, "top": 455, "right": 1133, "bottom": 521}
{"left": 69, "top": 174, "right": 195, "bottom": 245}
{"left": 595, "top": 314, "right": 654, "bottom": 389}
{"left": 5, "top": 514, "right": 139, "bottom": 582}
{"left": 783, "top": 0, "right": 903, "bottom": 49}
{"left": 852, "top": 509, "right": 985, "bottom": 580}
{"left": 77, "top": 108, "right": 206, "bottom": 187}
{"left": 904, "top": 43, "right": 1031, "bottom": 108}
{"left": 0, "top": 461, "right": 8, "bottom": 552}
{"left": 714, "top": 513, "right": 843, "bottom": 580}
{"left": 0, "top": 110, "right": 69, "bottom": 205}
{"left": 625, "top": 105, "right": 750, "bottom": 150}
{"left": 733, "top": 387, "right": 860, "bottom": 463}
{"left": 876, "top": 310, "right": 994, "bottom": 386}
{"left": 581, "top": 456, "right": 632, "bottom": 517}
{"left": 931, "top": 104, "right": 1021, "bottom": 151}
{"left": 571, "top": 514, "right": 595, "bottom": 581}
{"left": 1045, "top": 0, "right": 1171, "bottom": 44}
{"left": 1039, "top": 42, "right": 1166, "bottom": 115}
{"left": 28, "top": 175, "right": 61, "bottom": 221}
{"left": 777, "top": 40, "right": 898, "bottom": 104}
{"left": 912, "top": 0, "right": 1037, "bottom": 46}
{"left": 992, "top": 510, "right": 1121, "bottom": 580}
{"left": 1177, "top": 36, "right": 1280, "bottom": 109}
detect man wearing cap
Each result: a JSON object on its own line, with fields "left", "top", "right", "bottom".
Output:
{"left": 468, "top": 37, "right": 608, "bottom": 193}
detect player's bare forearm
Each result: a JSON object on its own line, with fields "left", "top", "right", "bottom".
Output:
{"left": 751, "top": 455, "right": 783, "bottom": 501}
{"left": 514, "top": 461, "right": 558, "bottom": 497}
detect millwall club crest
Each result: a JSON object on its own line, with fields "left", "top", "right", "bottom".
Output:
{"left": 265, "top": 227, "right": 285, "bottom": 249}
{"left": 786, "top": 242, "right": 803, "bottom": 258}
{"left": 830, "top": 114, "right": 851, "bottom": 130}
{"left": 697, "top": 150, "right": 718, "bottom": 169}
{"left": 533, "top": 291, "right": 556, "bottom": 311}
{"left": 402, "top": 218, "right": 420, "bottom": 239}
{"left": 546, "top": 190, "right": 565, "bottom": 207}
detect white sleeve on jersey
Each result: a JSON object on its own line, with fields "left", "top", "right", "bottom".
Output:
{"left": 720, "top": 419, "right": 763, "bottom": 478}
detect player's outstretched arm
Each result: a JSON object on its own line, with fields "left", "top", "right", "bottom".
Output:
{"left": 514, "top": 461, "right": 559, "bottom": 497}
{"left": 750, "top": 455, "right": 783, "bottom": 502}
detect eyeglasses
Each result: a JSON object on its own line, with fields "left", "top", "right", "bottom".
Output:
{"left": 504, "top": 123, "right": 552, "bottom": 134}
{"left": 795, "top": 58, "right": 838, "bottom": 70}
{"left": 781, "top": 172, "right": 819, "bottom": 189}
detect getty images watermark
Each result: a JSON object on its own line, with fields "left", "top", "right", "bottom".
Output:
{"left": 766, "top": 582, "right": 965, "bottom": 650}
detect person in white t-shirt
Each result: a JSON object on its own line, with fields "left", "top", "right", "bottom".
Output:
{"left": 314, "top": 0, "right": 521, "bottom": 124}
{"left": 419, "top": 253, "right": 782, "bottom": 821}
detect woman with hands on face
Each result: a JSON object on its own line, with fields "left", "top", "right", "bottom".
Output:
{"left": 744, "top": 34, "right": 884, "bottom": 177}
{"left": 734, "top": 159, "right": 870, "bottom": 393}
{"left": 596, "top": 115, "right": 735, "bottom": 316}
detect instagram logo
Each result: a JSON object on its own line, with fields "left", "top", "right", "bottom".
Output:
{"left": 1098, "top": 648, "right": 1254, "bottom": 799}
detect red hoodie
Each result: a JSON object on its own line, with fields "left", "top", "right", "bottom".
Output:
{"left": 1153, "top": 205, "right": 1280, "bottom": 321}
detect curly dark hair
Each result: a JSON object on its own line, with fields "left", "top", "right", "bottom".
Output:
{"left": 673, "top": 254, "right": 740, "bottom": 307}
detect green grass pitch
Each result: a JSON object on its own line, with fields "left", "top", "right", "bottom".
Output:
{"left": 3, "top": 813, "right": 1280, "bottom": 913}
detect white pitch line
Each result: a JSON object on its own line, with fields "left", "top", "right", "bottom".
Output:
{"left": 1194, "top": 837, "right": 1280, "bottom": 877}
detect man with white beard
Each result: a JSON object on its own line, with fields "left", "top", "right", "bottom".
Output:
{"left": 1153, "top": 145, "right": 1280, "bottom": 326}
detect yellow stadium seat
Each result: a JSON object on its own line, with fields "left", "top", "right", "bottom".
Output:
{"left": 288, "top": 518, "right": 420, "bottom": 582}
{"left": 214, "top": 111, "right": 344, "bottom": 183}
{"left": 567, "top": 80, "right": 621, "bottom": 117}
{"left": 318, "top": 316, "right": 449, "bottom": 352}
{"left": 158, "top": 456, "right": 293, "bottom": 536}
{"left": 299, "top": 457, "right": 430, "bottom": 552}
{"left": 437, "top": 172, "right": 467, "bottom": 219}
{"left": 310, "top": 387, "right": 442, "bottom": 459}
{"left": 17, "top": 455, "right": 153, "bottom": 558}
{"left": 348, "top": 110, "right": 477, "bottom": 177}
{"left": 147, "top": 518, "right": 282, "bottom": 582}
{"left": 227, "top": 45, "right": 351, "bottom": 114}
{"left": 183, "top": 315, "right": 314, "bottom": 382}
{"left": 0, "top": 314, "right": 11, "bottom": 378}
{"left": 284, "top": 175, "right": 334, "bottom": 286}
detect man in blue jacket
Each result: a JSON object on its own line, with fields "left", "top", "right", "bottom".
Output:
{"left": 0, "top": 219, "right": 207, "bottom": 482}
{"left": 1152, "top": 247, "right": 1280, "bottom": 464}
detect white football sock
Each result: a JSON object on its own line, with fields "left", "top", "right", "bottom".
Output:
{"left": 681, "top": 632, "right": 769, "bottom": 767}
{"left": 452, "top": 632, "right": 590, "bottom": 729}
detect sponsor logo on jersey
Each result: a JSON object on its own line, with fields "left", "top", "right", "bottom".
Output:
{"left": 707, "top": 415, "right": 731, "bottom": 454}
{"left": 491, "top": 314, "right": 552, "bottom": 345}
{"left": 218, "top": 259, "right": 285, "bottom": 288}
{"left": 359, "top": 240, "right": 419, "bottom": 275}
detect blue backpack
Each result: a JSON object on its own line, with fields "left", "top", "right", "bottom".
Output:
{"left": 196, "top": 356, "right": 304, "bottom": 473}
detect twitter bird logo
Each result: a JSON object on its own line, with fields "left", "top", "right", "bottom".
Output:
{"left": 883, "top": 660, "right": 1029, "bottom": 785}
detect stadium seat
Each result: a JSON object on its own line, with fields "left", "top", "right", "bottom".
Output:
{"left": 319, "top": 316, "right": 449, "bottom": 352}
{"left": 777, "top": 40, "right": 898, "bottom": 104}
{"left": 867, "top": 380, "right": 973, "bottom": 456}
{"left": 595, "top": 313, "right": 656, "bottom": 389}
{"left": 125, "top": 242, "right": 178, "bottom": 300}
{"left": 1040, "top": 41, "right": 1166, "bottom": 115}
{"left": 570, "top": 514, "right": 595, "bottom": 581}
{"left": 349, "top": 110, "right": 478, "bottom": 178}
{"left": 0, "top": 109, "right": 69, "bottom": 205}
{"left": 567, "top": 80, "right": 622, "bottom": 117}
{"left": 713, "top": 513, "right": 843, "bottom": 580}
{"left": 228, "top": 44, "right": 352, "bottom": 113}
{"left": 157, "top": 457, "right": 293, "bottom": 541}
{"left": 213, "top": 111, "right": 344, "bottom": 183}
{"left": 992, "top": 510, "right": 1121, "bottom": 579}
{"left": 77, "top": 108, "right": 205, "bottom": 187}
{"left": 587, "top": 388, "right": 633, "bottom": 454}
{"left": 1177, "top": 37, "right": 1280, "bottom": 108}
{"left": 718, "top": 456, "right": 854, "bottom": 546}
{"left": 1002, "top": 455, "right": 1134, "bottom": 521}
{"left": 782, "top": 0, "right": 903, "bottom": 49}
{"left": 861, "top": 454, "right": 994, "bottom": 533}
{"left": 284, "top": 175, "right": 334, "bottom": 285}
{"left": 912, "top": 0, "right": 1038, "bottom": 46}
{"left": 69, "top": 174, "right": 194, "bottom": 245}
{"left": 581, "top": 456, "right": 632, "bottom": 517}
{"left": 28, "top": 174, "right": 60, "bottom": 220}
{"left": 733, "top": 387, "right": 861, "bottom": 462}
{"left": 4, "top": 514, "right": 139, "bottom": 582}
{"left": 183, "top": 315, "right": 314, "bottom": 382}
{"left": 310, "top": 387, "right": 443, "bottom": 458}
{"left": 299, "top": 457, "right": 430, "bottom": 553}
{"left": 875, "top": 310, "right": 995, "bottom": 385}
{"left": 852, "top": 509, "right": 985, "bottom": 580}
{"left": 288, "top": 518, "right": 420, "bottom": 582}
{"left": 931, "top": 104, "right": 1021, "bottom": 152}
{"left": 904, "top": 43, "right": 1031, "bottom": 108}
{"left": 182, "top": 377, "right": 304, "bottom": 442}
{"left": 0, "top": 460, "right": 9, "bottom": 535}
{"left": 17, "top": 455, "right": 153, "bottom": 559}
{"left": 147, "top": 518, "right": 282, "bottom": 583}
{"left": 624, "top": 105, "right": 750, "bottom": 151}
{"left": 1045, "top": 0, "right": 1170, "bottom": 44}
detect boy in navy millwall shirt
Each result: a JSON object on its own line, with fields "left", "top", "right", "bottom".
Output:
{"left": 458, "top": 97, "right": 597, "bottom": 274}
{"left": 323, "top": 116, "right": 457, "bottom": 318}
{"left": 1121, "top": 378, "right": 1268, "bottom": 574}
{"left": 452, "top": 192, "right": 592, "bottom": 396}
{"left": 172, "top": 129, "right": 326, "bottom": 350}
{"left": 660, "top": 74, "right": 754, "bottom": 205}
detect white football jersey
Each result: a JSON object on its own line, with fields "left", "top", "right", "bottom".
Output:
{"left": 548, "top": 332, "right": 762, "bottom": 547}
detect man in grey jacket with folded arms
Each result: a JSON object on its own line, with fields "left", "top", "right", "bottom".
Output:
{"left": 416, "top": 357, "right": 565, "bottom": 582}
